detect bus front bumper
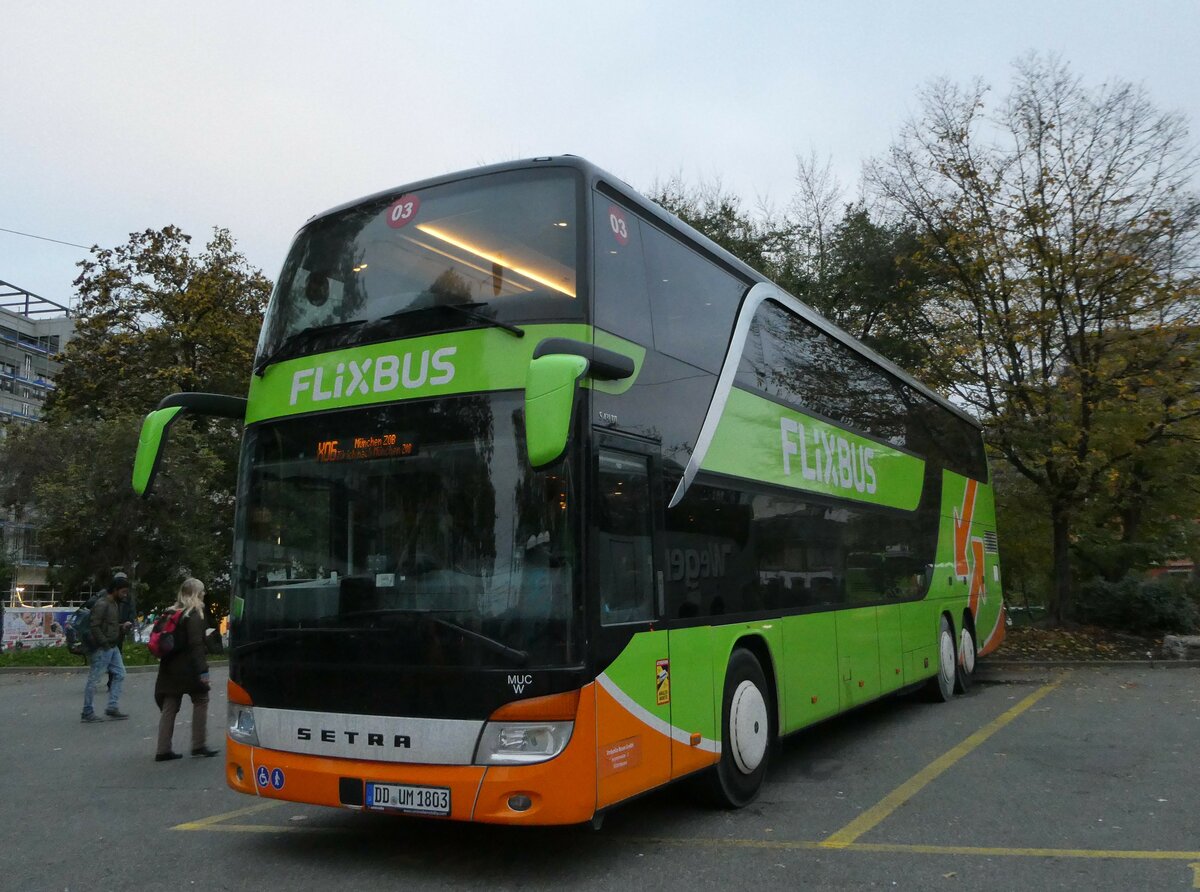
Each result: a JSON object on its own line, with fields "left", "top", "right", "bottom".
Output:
{"left": 225, "top": 686, "right": 599, "bottom": 826}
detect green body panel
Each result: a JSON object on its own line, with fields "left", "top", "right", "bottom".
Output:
{"left": 524, "top": 354, "right": 589, "bottom": 468}
{"left": 900, "top": 599, "right": 938, "bottom": 681}
{"left": 835, "top": 607, "right": 881, "bottom": 708}
{"left": 662, "top": 625, "right": 716, "bottom": 751}
{"left": 778, "top": 612, "right": 840, "bottom": 732}
{"left": 702, "top": 388, "right": 926, "bottom": 510}
{"left": 131, "top": 406, "right": 183, "bottom": 496}
{"left": 704, "top": 622, "right": 785, "bottom": 737}
{"left": 596, "top": 472, "right": 1004, "bottom": 754}
{"left": 599, "top": 627, "right": 671, "bottom": 729}
{"left": 601, "top": 623, "right": 785, "bottom": 754}
{"left": 877, "top": 604, "right": 905, "bottom": 694}
{"left": 600, "top": 611, "right": 906, "bottom": 751}
{"left": 246, "top": 324, "right": 646, "bottom": 425}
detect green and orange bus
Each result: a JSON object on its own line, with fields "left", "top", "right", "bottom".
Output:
{"left": 134, "top": 156, "right": 1004, "bottom": 825}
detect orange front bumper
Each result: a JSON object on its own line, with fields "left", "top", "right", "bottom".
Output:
{"left": 225, "top": 683, "right": 599, "bottom": 826}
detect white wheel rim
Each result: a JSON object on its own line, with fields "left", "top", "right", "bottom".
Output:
{"left": 939, "top": 629, "right": 956, "bottom": 689}
{"left": 960, "top": 628, "right": 975, "bottom": 675}
{"left": 729, "top": 679, "right": 768, "bottom": 774}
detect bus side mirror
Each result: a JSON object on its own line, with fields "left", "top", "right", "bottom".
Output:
{"left": 132, "top": 406, "right": 184, "bottom": 497}
{"left": 132, "top": 392, "right": 248, "bottom": 497}
{"left": 525, "top": 354, "right": 589, "bottom": 469}
{"left": 524, "top": 339, "right": 636, "bottom": 469}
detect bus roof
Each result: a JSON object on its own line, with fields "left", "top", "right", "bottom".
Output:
{"left": 304, "top": 156, "right": 981, "bottom": 432}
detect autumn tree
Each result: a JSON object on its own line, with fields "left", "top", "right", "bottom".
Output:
{"left": 649, "top": 176, "right": 794, "bottom": 280}
{"left": 787, "top": 154, "right": 940, "bottom": 379}
{"left": 867, "top": 54, "right": 1200, "bottom": 621}
{"left": 1, "top": 226, "right": 271, "bottom": 607}
{"left": 651, "top": 166, "right": 939, "bottom": 377}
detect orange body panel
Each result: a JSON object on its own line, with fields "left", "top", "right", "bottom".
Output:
{"left": 669, "top": 734, "right": 719, "bottom": 779}
{"left": 594, "top": 680, "right": 672, "bottom": 809}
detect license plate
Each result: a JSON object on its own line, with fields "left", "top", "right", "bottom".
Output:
{"left": 365, "top": 782, "right": 451, "bottom": 816}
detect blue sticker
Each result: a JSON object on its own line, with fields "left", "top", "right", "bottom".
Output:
{"left": 256, "top": 766, "right": 270, "bottom": 788}
{"left": 271, "top": 767, "right": 285, "bottom": 790}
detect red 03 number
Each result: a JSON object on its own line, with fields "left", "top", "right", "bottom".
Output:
{"left": 386, "top": 195, "right": 421, "bottom": 229}
{"left": 608, "top": 205, "right": 629, "bottom": 245}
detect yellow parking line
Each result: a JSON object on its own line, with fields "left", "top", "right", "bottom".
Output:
{"left": 845, "top": 842, "right": 1200, "bottom": 861}
{"left": 822, "top": 679, "right": 1062, "bottom": 848}
{"left": 629, "top": 836, "right": 1200, "bottom": 862}
{"left": 174, "top": 800, "right": 281, "bottom": 830}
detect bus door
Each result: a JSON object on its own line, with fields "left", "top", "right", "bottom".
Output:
{"left": 591, "top": 436, "right": 673, "bottom": 808}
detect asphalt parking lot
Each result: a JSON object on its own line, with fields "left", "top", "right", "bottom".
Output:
{"left": 1, "top": 663, "right": 1197, "bottom": 891}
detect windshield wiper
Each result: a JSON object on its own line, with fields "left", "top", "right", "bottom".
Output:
{"left": 332, "top": 609, "right": 528, "bottom": 664}
{"left": 431, "top": 617, "right": 529, "bottom": 665}
{"left": 254, "top": 319, "right": 368, "bottom": 376}
{"left": 383, "top": 302, "right": 524, "bottom": 338}
{"left": 232, "top": 613, "right": 530, "bottom": 665}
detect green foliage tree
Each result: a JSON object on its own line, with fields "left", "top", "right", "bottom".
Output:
{"left": 1, "top": 226, "right": 270, "bottom": 610}
{"left": 49, "top": 225, "right": 270, "bottom": 420}
{"left": 867, "top": 54, "right": 1200, "bottom": 622}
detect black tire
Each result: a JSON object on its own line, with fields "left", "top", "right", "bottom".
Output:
{"left": 705, "top": 648, "right": 773, "bottom": 808}
{"left": 924, "top": 616, "right": 956, "bottom": 703}
{"left": 954, "top": 619, "right": 977, "bottom": 694}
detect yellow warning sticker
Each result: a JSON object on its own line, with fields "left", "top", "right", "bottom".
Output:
{"left": 656, "top": 659, "right": 670, "bottom": 706}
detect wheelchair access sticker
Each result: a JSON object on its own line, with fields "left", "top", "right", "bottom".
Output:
{"left": 256, "top": 766, "right": 286, "bottom": 790}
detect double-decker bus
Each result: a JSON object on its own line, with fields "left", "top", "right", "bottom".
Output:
{"left": 133, "top": 156, "right": 1004, "bottom": 825}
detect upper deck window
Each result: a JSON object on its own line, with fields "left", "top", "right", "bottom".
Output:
{"left": 259, "top": 168, "right": 582, "bottom": 358}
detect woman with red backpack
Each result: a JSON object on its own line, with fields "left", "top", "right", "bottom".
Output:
{"left": 153, "top": 578, "right": 220, "bottom": 762}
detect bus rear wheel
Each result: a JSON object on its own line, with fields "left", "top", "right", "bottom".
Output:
{"left": 925, "top": 616, "right": 956, "bottom": 703}
{"left": 706, "top": 648, "right": 772, "bottom": 808}
{"left": 955, "top": 621, "right": 977, "bottom": 694}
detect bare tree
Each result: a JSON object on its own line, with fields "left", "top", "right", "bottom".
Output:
{"left": 867, "top": 53, "right": 1200, "bottom": 621}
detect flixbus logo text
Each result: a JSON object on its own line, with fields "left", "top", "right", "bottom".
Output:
{"left": 289, "top": 347, "right": 457, "bottom": 406}
{"left": 779, "top": 416, "right": 877, "bottom": 494}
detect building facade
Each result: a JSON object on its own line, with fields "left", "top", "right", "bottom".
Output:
{"left": 0, "top": 281, "right": 75, "bottom": 606}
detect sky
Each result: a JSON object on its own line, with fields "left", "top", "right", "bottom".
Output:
{"left": 3, "top": 1, "right": 1198, "bottom": 309}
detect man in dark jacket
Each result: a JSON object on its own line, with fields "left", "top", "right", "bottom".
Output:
{"left": 83, "top": 572, "right": 133, "bottom": 684}
{"left": 81, "top": 577, "right": 131, "bottom": 722}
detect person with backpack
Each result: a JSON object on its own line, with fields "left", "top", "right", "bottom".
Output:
{"left": 80, "top": 577, "right": 132, "bottom": 722}
{"left": 67, "top": 590, "right": 99, "bottom": 661}
{"left": 153, "top": 578, "right": 219, "bottom": 761}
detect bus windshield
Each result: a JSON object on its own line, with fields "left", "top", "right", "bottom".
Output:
{"left": 233, "top": 393, "right": 579, "bottom": 679}
{"left": 258, "top": 167, "right": 582, "bottom": 362}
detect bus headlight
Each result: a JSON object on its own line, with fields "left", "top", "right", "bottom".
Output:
{"left": 228, "top": 704, "right": 259, "bottom": 746}
{"left": 474, "top": 721, "right": 573, "bottom": 765}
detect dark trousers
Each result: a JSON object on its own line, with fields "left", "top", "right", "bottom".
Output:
{"left": 156, "top": 692, "right": 209, "bottom": 755}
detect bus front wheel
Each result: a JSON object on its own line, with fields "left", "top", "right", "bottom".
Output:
{"left": 925, "top": 616, "right": 957, "bottom": 703}
{"left": 706, "top": 648, "right": 772, "bottom": 808}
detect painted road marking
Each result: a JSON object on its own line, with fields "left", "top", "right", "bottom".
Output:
{"left": 628, "top": 836, "right": 1200, "bottom": 862}
{"left": 1191, "top": 861, "right": 1200, "bottom": 888}
{"left": 173, "top": 809, "right": 1200, "bottom": 864}
{"left": 822, "top": 678, "right": 1061, "bottom": 848}
{"left": 174, "top": 801, "right": 282, "bottom": 831}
